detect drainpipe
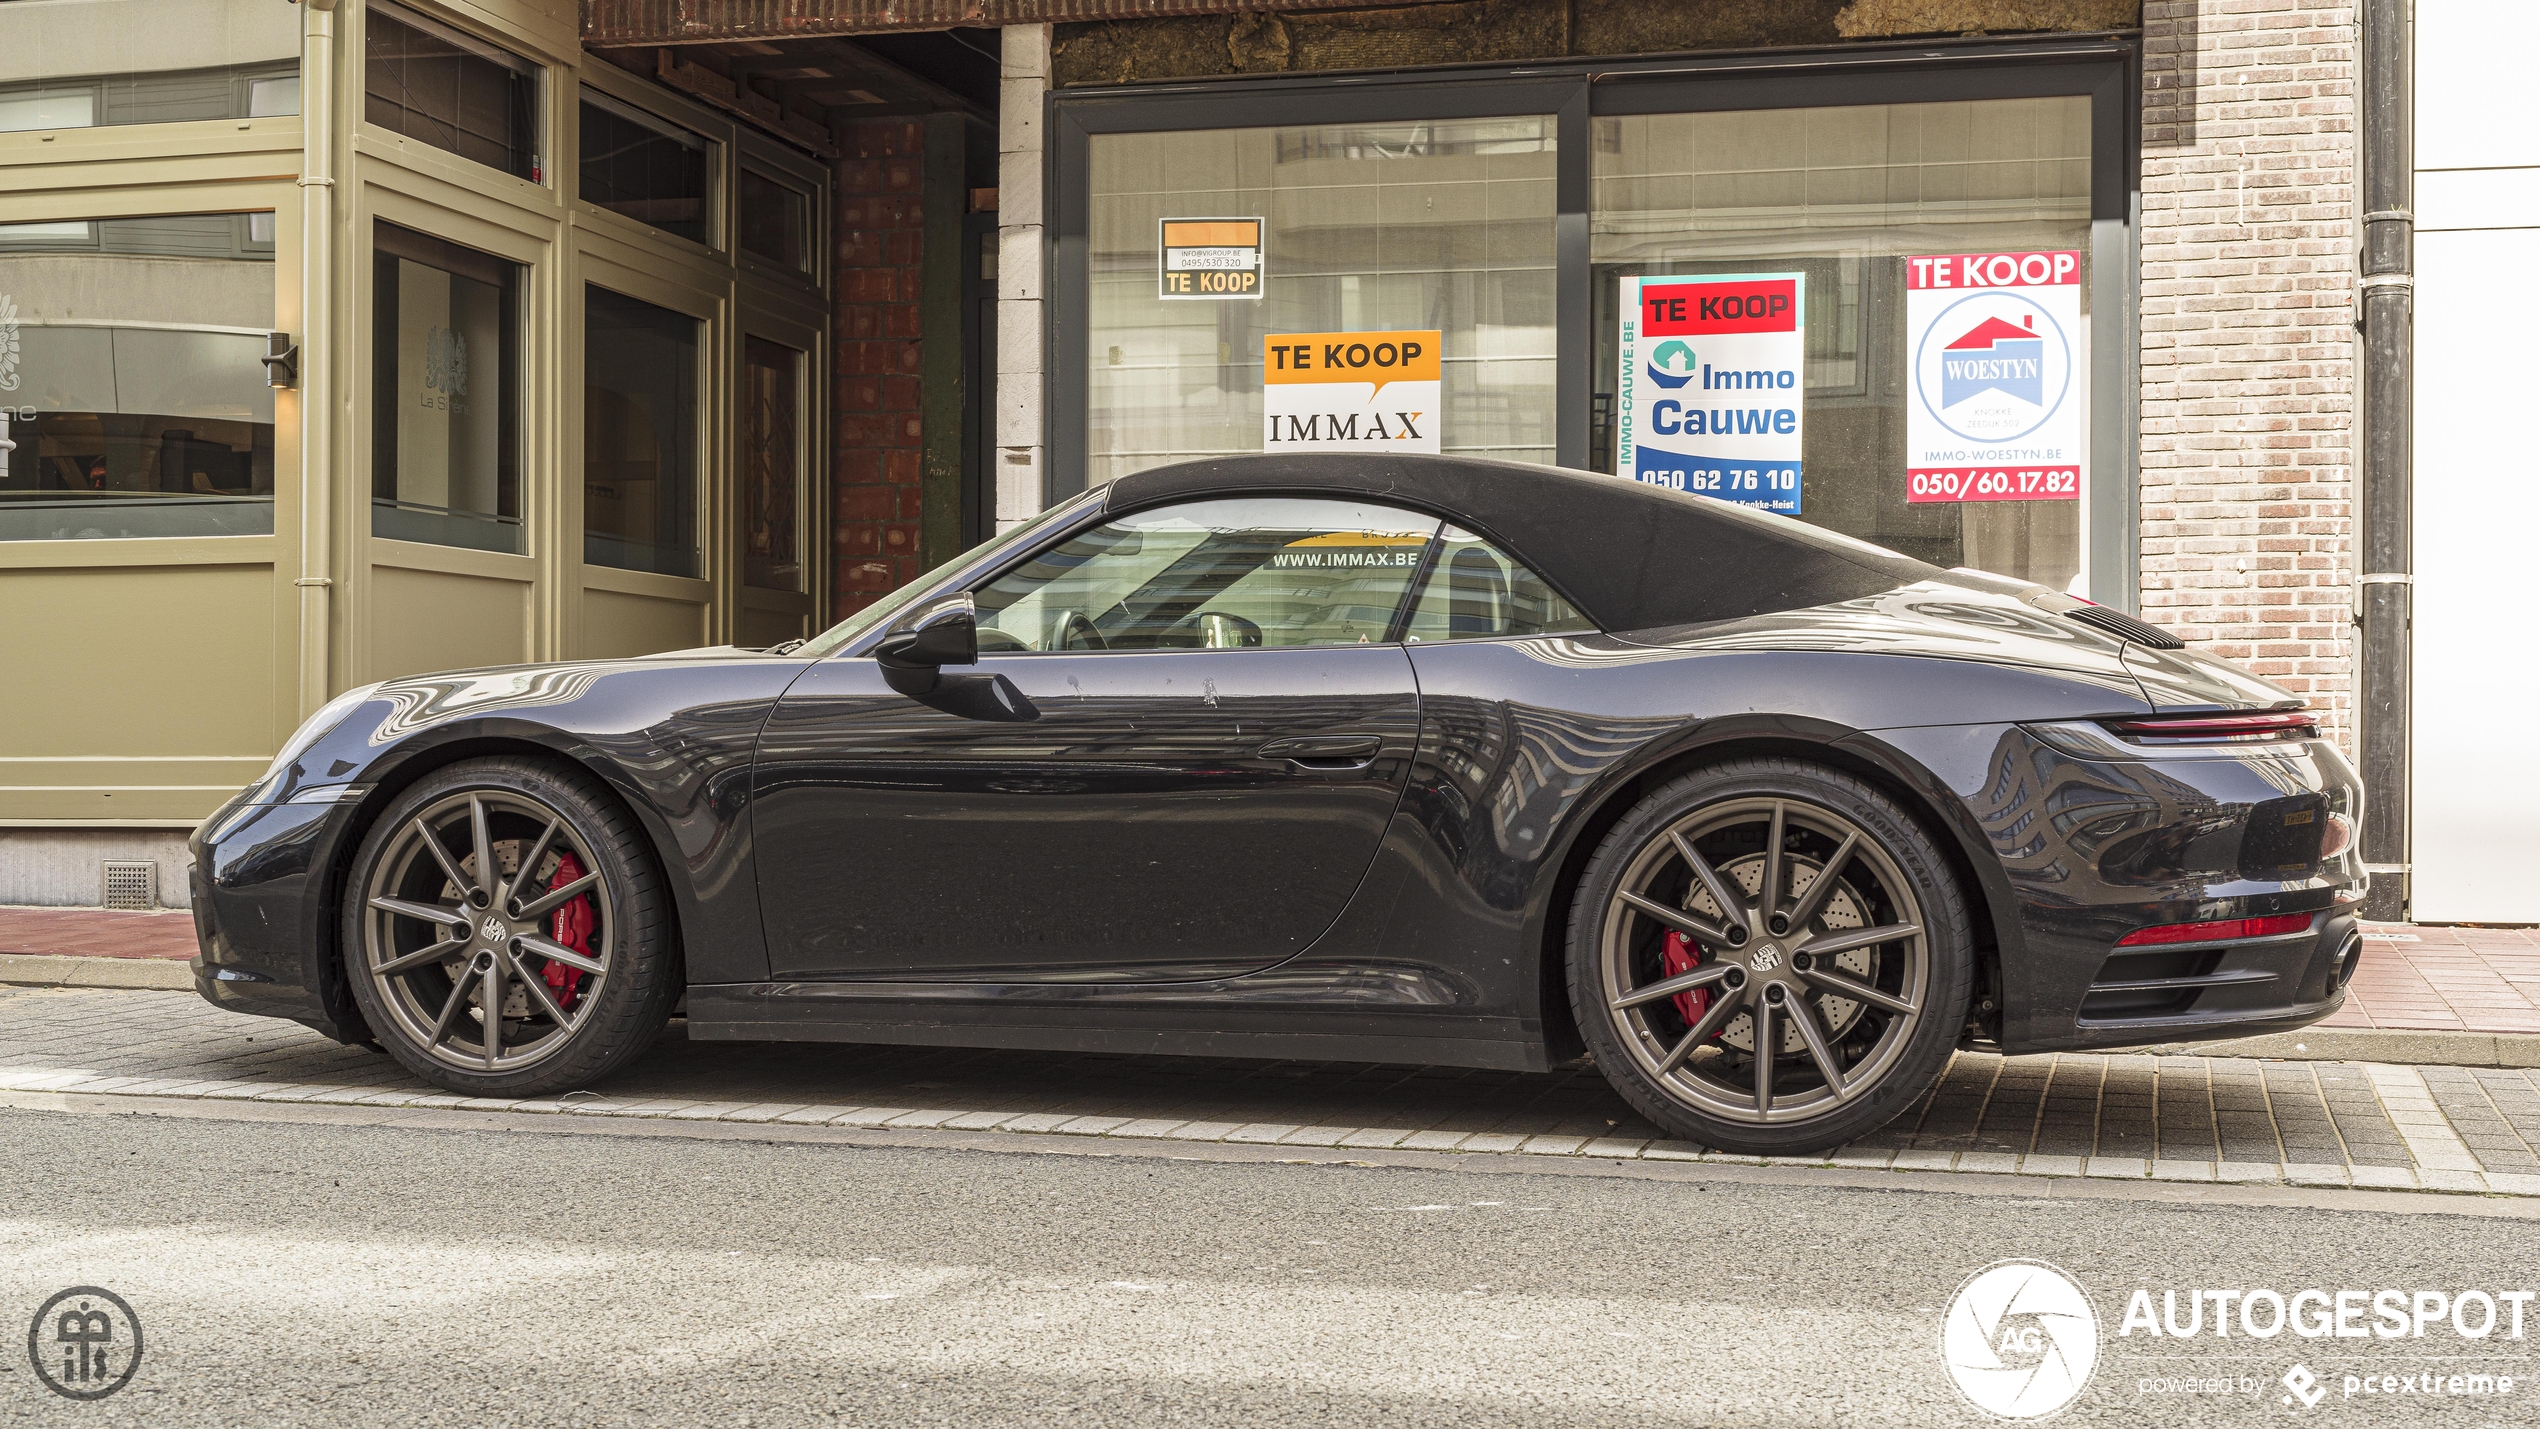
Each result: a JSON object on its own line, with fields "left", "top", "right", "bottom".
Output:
{"left": 295, "top": 0, "right": 339, "bottom": 717}
{"left": 2357, "top": 0, "right": 2412, "bottom": 921}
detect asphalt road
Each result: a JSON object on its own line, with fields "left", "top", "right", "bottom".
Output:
{"left": 5, "top": 1105, "right": 2537, "bottom": 1427}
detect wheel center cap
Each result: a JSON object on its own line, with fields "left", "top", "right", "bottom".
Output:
{"left": 1747, "top": 944, "right": 1782, "bottom": 973}
{"left": 480, "top": 916, "right": 506, "bottom": 943}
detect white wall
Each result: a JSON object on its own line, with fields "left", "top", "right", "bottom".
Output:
{"left": 996, "top": 25, "right": 1049, "bottom": 530}
{"left": 2411, "top": 0, "right": 2540, "bottom": 921}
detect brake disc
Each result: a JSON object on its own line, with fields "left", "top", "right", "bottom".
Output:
{"left": 1684, "top": 854, "right": 1875, "bottom": 1055}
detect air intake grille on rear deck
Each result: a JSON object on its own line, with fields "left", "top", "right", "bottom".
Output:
{"left": 2065, "top": 604, "right": 2187, "bottom": 650}
{"left": 101, "top": 861, "right": 157, "bottom": 910}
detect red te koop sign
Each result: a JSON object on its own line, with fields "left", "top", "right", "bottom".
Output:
{"left": 1908, "top": 251, "right": 2080, "bottom": 289}
{"left": 1640, "top": 279, "right": 1798, "bottom": 335}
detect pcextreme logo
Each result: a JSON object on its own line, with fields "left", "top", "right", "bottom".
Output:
{"left": 1942, "top": 1259, "right": 2100, "bottom": 1419}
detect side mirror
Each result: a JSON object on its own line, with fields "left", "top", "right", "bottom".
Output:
{"left": 874, "top": 593, "right": 978, "bottom": 694}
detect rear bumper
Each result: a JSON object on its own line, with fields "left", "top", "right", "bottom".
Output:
{"left": 1874, "top": 723, "right": 2368, "bottom": 1057}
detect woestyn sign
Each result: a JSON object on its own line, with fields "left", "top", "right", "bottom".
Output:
{"left": 1905, "top": 251, "right": 2084, "bottom": 504}
{"left": 1262, "top": 331, "right": 1440, "bottom": 454}
{"left": 1159, "top": 218, "right": 1264, "bottom": 299}
{"left": 1613, "top": 273, "right": 1806, "bottom": 514}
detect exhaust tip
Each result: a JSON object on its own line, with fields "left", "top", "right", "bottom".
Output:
{"left": 2329, "top": 931, "right": 2364, "bottom": 992}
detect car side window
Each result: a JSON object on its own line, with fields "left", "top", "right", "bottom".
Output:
{"left": 972, "top": 496, "right": 1441, "bottom": 653}
{"left": 1400, "top": 526, "right": 1593, "bottom": 643}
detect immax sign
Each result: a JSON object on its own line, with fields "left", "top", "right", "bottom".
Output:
{"left": 1262, "top": 331, "right": 1441, "bottom": 454}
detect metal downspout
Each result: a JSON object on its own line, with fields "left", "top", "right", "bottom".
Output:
{"left": 296, "top": 0, "right": 339, "bottom": 717}
{"left": 2357, "top": 0, "right": 2412, "bottom": 920}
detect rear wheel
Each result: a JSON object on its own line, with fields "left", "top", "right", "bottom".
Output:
{"left": 342, "top": 757, "right": 678, "bottom": 1097}
{"left": 1568, "top": 758, "right": 1973, "bottom": 1155}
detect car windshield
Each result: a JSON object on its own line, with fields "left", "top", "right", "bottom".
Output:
{"left": 792, "top": 488, "right": 1103, "bottom": 659}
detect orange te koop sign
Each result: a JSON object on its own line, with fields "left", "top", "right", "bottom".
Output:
{"left": 1262, "top": 331, "right": 1443, "bottom": 454}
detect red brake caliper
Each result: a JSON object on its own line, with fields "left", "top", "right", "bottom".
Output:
{"left": 1660, "top": 929, "right": 1711, "bottom": 1028}
{"left": 542, "top": 852, "right": 595, "bottom": 1011}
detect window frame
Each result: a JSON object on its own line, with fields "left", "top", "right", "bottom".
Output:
{"left": 362, "top": 0, "right": 545, "bottom": 185}
{"left": 577, "top": 85, "right": 719, "bottom": 253}
{"left": 1044, "top": 33, "right": 2142, "bottom": 608}
{"left": 368, "top": 218, "right": 526, "bottom": 555}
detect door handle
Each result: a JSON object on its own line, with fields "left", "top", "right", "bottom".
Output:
{"left": 1255, "top": 734, "right": 1382, "bottom": 769}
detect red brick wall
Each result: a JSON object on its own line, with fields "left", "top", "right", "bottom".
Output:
{"left": 833, "top": 120, "right": 928, "bottom": 616}
{"left": 2139, "top": 1, "right": 2358, "bottom": 748}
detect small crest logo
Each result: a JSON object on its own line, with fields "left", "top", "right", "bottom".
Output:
{"left": 1941, "top": 1259, "right": 2098, "bottom": 1419}
{"left": 425, "top": 323, "right": 469, "bottom": 397}
{"left": 27, "top": 1286, "right": 143, "bottom": 1401}
{"left": 0, "top": 293, "right": 21, "bottom": 392}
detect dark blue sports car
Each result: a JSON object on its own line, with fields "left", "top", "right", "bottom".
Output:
{"left": 188, "top": 454, "right": 2364, "bottom": 1154}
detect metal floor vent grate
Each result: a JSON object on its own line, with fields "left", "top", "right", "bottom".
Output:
{"left": 101, "top": 861, "right": 157, "bottom": 910}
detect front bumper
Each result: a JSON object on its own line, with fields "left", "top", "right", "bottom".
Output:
{"left": 1876, "top": 722, "right": 2368, "bottom": 1057}
{"left": 187, "top": 792, "right": 372, "bottom": 1040}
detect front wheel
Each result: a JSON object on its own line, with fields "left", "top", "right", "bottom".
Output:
{"left": 1567, "top": 758, "right": 1973, "bottom": 1156}
{"left": 342, "top": 757, "right": 679, "bottom": 1097}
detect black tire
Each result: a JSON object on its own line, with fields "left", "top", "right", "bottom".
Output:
{"left": 341, "top": 756, "right": 679, "bottom": 1097}
{"left": 1566, "top": 757, "right": 1973, "bottom": 1156}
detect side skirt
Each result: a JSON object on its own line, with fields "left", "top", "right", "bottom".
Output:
{"left": 683, "top": 982, "right": 1550, "bottom": 1073}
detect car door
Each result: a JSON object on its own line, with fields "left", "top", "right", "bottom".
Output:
{"left": 751, "top": 494, "right": 1440, "bottom": 981}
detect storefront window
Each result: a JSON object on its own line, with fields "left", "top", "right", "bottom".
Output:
{"left": 364, "top": 0, "right": 540, "bottom": 183}
{"left": 372, "top": 223, "right": 521, "bottom": 553}
{"left": 583, "top": 286, "right": 699, "bottom": 579}
{"left": 1591, "top": 98, "right": 2093, "bottom": 589}
{"left": 0, "top": 213, "right": 277, "bottom": 541}
{"left": 1083, "top": 116, "right": 1557, "bottom": 487}
{"left": 0, "top": 0, "right": 298, "bottom": 133}
{"left": 580, "top": 92, "right": 712, "bottom": 246}
{"left": 742, "top": 337, "right": 802, "bottom": 591}
{"left": 737, "top": 167, "right": 809, "bottom": 271}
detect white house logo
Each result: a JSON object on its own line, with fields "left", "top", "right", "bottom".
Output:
{"left": 1912, "top": 291, "right": 2072, "bottom": 445}
{"left": 1941, "top": 1259, "right": 2099, "bottom": 1418}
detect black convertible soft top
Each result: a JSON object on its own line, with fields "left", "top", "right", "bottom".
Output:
{"left": 1103, "top": 453, "right": 1946, "bottom": 635}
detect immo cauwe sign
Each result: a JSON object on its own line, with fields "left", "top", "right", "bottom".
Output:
{"left": 1614, "top": 273, "right": 1806, "bottom": 514}
{"left": 1263, "top": 331, "right": 1442, "bottom": 454}
{"left": 1905, "top": 250, "right": 2084, "bottom": 503}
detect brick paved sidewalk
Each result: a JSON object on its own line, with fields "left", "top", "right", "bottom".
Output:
{"left": 5, "top": 906, "right": 2533, "bottom": 1035}
{"left": 0, "top": 906, "right": 196, "bottom": 961}
{"left": 6, "top": 985, "right": 2540, "bottom": 1196}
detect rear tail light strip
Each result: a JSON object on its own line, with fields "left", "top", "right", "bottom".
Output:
{"left": 2116, "top": 913, "right": 2316, "bottom": 947}
{"left": 2104, "top": 709, "right": 2319, "bottom": 743}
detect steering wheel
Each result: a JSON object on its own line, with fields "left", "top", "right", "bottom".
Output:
{"left": 1056, "top": 610, "right": 1107, "bottom": 651}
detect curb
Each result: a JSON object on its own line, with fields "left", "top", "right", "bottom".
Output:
{"left": 2140, "top": 1027, "right": 2540, "bottom": 1069}
{"left": 4, "top": 957, "right": 2537, "bottom": 1069}
{"left": 0, "top": 953, "right": 194, "bottom": 992}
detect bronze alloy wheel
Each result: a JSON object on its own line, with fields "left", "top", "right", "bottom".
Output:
{"left": 1571, "top": 759, "right": 1971, "bottom": 1155}
{"left": 343, "top": 758, "right": 676, "bottom": 1096}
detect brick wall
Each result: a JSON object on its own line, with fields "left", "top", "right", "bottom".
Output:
{"left": 2138, "top": 1, "right": 2358, "bottom": 747}
{"left": 834, "top": 119, "right": 929, "bottom": 617}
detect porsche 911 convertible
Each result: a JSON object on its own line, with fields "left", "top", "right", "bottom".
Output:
{"left": 188, "top": 454, "right": 2365, "bottom": 1154}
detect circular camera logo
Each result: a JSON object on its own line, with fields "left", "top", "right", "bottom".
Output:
{"left": 1941, "top": 1259, "right": 2098, "bottom": 1419}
